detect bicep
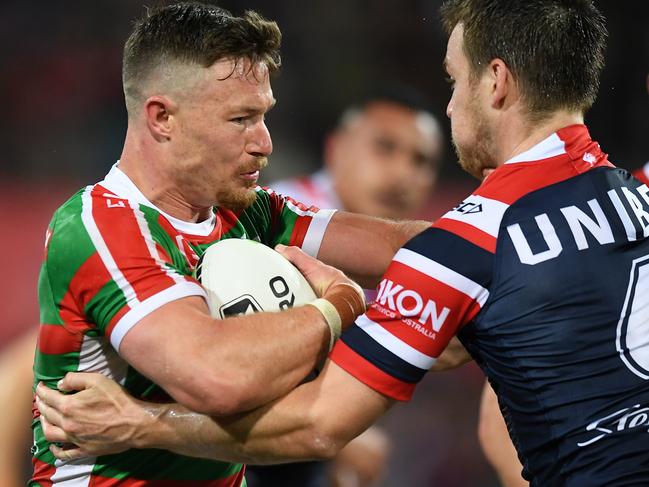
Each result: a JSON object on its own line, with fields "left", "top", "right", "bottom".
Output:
{"left": 118, "top": 296, "right": 216, "bottom": 407}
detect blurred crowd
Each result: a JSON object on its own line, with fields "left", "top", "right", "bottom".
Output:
{"left": 0, "top": 1, "right": 647, "bottom": 486}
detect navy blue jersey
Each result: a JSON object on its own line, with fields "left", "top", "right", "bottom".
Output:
{"left": 331, "top": 125, "right": 649, "bottom": 486}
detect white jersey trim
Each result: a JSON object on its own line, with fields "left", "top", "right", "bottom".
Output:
{"left": 505, "top": 133, "right": 566, "bottom": 164}
{"left": 111, "top": 282, "right": 207, "bottom": 352}
{"left": 393, "top": 248, "right": 490, "bottom": 307}
{"left": 78, "top": 335, "right": 129, "bottom": 386}
{"left": 100, "top": 163, "right": 217, "bottom": 237}
{"left": 51, "top": 457, "right": 96, "bottom": 486}
{"left": 441, "top": 194, "right": 509, "bottom": 238}
{"left": 128, "top": 199, "right": 186, "bottom": 285}
{"left": 355, "top": 314, "right": 437, "bottom": 370}
{"left": 302, "top": 209, "right": 336, "bottom": 257}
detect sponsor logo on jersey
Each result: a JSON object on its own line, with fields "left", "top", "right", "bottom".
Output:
{"left": 452, "top": 201, "right": 483, "bottom": 214}
{"left": 577, "top": 402, "right": 649, "bottom": 447}
{"left": 507, "top": 184, "right": 649, "bottom": 265}
{"left": 376, "top": 278, "right": 450, "bottom": 332}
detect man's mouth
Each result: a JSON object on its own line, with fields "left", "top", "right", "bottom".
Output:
{"left": 239, "top": 170, "right": 260, "bottom": 181}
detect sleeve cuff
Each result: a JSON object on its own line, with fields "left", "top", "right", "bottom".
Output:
{"left": 329, "top": 340, "right": 416, "bottom": 402}
{"left": 109, "top": 281, "right": 207, "bottom": 352}
{"left": 302, "top": 209, "right": 336, "bottom": 257}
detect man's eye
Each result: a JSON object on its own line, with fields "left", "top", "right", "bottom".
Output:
{"left": 445, "top": 76, "right": 455, "bottom": 88}
{"left": 231, "top": 117, "right": 246, "bottom": 124}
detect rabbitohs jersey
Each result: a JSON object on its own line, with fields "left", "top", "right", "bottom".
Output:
{"left": 31, "top": 164, "right": 335, "bottom": 486}
{"left": 331, "top": 125, "right": 649, "bottom": 486}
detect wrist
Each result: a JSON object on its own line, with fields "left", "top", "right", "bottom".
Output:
{"left": 308, "top": 283, "right": 366, "bottom": 350}
{"left": 308, "top": 298, "right": 342, "bottom": 350}
{"left": 131, "top": 400, "right": 171, "bottom": 450}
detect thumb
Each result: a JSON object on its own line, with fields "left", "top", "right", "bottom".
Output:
{"left": 275, "top": 244, "right": 318, "bottom": 274}
{"left": 58, "top": 372, "right": 102, "bottom": 393}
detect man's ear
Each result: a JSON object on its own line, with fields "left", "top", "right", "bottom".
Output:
{"left": 144, "top": 95, "right": 177, "bottom": 142}
{"left": 488, "top": 58, "right": 518, "bottom": 111}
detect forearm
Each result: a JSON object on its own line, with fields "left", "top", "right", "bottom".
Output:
{"left": 319, "top": 212, "right": 430, "bottom": 288}
{"left": 38, "top": 363, "right": 392, "bottom": 464}
{"left": 137, "top": 363, "right": 391, "bottom": 464}
{"left": 141, "top": 399, "right": 323, "bottom": 464}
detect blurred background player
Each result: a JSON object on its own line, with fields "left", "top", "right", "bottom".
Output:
{"left": 272, "top": 86, "right": 443, "bottom": 221}
{"left": 247, "top": 86, "right": 443, "bottom": 487}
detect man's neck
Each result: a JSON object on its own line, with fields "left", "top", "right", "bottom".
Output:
{"left": 495, "top": 110, "right": 584, "bottom": 165}
{"left": 119, "top": 134, "right": 212, "bottom": 223}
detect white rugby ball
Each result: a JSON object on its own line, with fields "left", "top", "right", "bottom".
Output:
{"left": 195, "top": 239, "right": 316, "bottom": 318}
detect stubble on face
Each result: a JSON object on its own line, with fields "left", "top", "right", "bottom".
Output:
{"left": 215, "top": 156, "right": 269, "bottom": 212}
{"left": 452, "top": 91, "right": 495, "bottom": 181}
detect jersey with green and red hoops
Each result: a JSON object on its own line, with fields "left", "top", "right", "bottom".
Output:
{"left": 31, "top": 164, "right": 335, "bottom": 486}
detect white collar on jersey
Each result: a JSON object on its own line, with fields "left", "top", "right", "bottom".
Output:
{"left": 100, "top": 162, "right": 217, "bottom": 237}
{"left": 504, "top": 132, "right": 567, "bottom": 165}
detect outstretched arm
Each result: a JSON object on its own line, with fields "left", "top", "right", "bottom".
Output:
{"left": 37, "top": 361, "right": 392, "bottom": 463}
{"left": 319, "top": 211, "right": 430, "bottom": 288}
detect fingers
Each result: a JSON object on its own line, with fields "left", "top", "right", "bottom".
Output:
{"left": 39, "top": 415, "right": 69, "bottom": 443}
{"left": 49, "top": 443, "right": 87, "bottom": 461}
{"left": 36, "top": 382, "right": 67, "bottom": 412}
{"left": 275, "top": 244, "right": 318, "bottom": 269}
{"left": 35, "top": 392, "right": 64, "bottom": 430}
{"left": 58, "top": 372, "right": 105, "bottom": 393}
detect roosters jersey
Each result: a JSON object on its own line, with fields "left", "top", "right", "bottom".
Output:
{"left": 32, "top": 163, "right": 335, "bottom": 486}
{"left": 332, "top": 125, "right": 649, "bottom": 486}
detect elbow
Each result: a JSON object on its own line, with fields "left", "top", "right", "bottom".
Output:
{"left": 295, "top": 426, "right": 343, "bottom": 461}
{"left": 296, "top": 410, "right": 349, "bottom": 460}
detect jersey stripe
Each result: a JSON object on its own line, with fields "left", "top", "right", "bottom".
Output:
{"left": 128, "top": 200, "right": 185, "bottom": 286}
{"left": 38, "top": 325, "right": 84, "bottom": 355}
{"left": 608, "top": 189, "right": 639, "bottom": 241}
{"left": 340, "top": 324, "right": 428, "bottom": 383}
{"left": 81, "top": 186, "right": 140, "bottom": 307}
{"left": 355, "top": 314, "right": 436, "bottom": 369}
{"left": 58, "top": 253, "right": 111, "bottom": 323}
{"left": 405, "top": 228, "right": 493, "bottom": 288}
{"left": 50, "top": 457, "right": 95, "bottom": 486}
{"left": 32, "top": 457, "right": 56, "bottom": 486}
{"left": 393, "top": 248, "right": 490, "bottom": 307}
{"left": 330, "top": 340, "right": 416, "bottom": 401}
{"left": 90, "top": 185, "right": 177, "bottom": 302}
{"left": 433, "top": 218, "right": 497, "bottom": 253}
